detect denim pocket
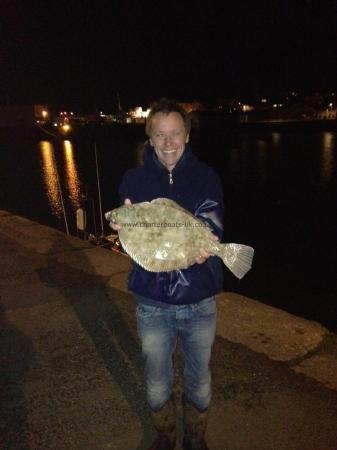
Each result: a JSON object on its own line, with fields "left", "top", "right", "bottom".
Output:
{"left": 136, "top": 303, "right": 161, "bottom": 319}
{"left": 195, "top": 297, "right": 216, "bottom": 315}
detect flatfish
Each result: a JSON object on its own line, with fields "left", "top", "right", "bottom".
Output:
{"left": 105, "top": 198, "right": 254, "bottom": 279}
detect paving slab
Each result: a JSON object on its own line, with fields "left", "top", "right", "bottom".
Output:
{"left": 293, "top": 354, "right": 337, "bottom": 391}
{"left": 216, "top": 292, "right": 328, "bottom": 361}
{"left": 2, "top": 300, "right": 142, "bottom": 450}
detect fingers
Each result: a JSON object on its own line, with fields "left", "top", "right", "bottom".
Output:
{"left": 195, "top": 256, "right": 206, "bottom": 264}
{"left": 124, "top": 198, "right": 132, "bottom": 206}
{"left": 200, "top": 248, "right": 210, "bottom": 258}
{"left": 196, "top": 233, "right": 219, "bottom": 262}
{"left": 110, "top": 223, "right": 121, "bottom": 231}
{"left": 195, "top": 248, "right": 210, "bottom": 264}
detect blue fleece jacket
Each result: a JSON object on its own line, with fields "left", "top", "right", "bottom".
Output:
{"left": 119, "top": 142, "right": 224, "bottom": 305}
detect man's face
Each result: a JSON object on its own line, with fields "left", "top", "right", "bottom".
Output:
{"left": 149, "top": 112, "right": 189, "bottom": 171}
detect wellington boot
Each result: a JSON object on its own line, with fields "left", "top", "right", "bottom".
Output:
{"left": 182, "top": 397, "right": 209, "bottom": 450}
{"left": 148, "top": 433, "right": 176, "bottom": 450}
{"left": 148, "top": 396, "right": 176, "bottom": 450}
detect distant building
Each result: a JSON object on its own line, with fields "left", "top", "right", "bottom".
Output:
{"left": 128, "top": 106, "right": 150, "bottom": 123}
{"left": 180, "top": 101, "right": 203, "bottom": 113}
{"left": 317, "top": 104, "right": 336, "bottom": 120}
{"left": 0, "top": 104, "right": 49, "bottom": 126}
{"left": 240, "top": 102, "right": 330, "bottom": 123}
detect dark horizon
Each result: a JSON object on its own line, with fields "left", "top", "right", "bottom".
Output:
{"left": 1, "top": 1, "right": 336, "bottom": 109}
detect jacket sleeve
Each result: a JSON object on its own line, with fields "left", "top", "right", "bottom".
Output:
{"left": 118, "top": 171, "right": 133, "bottom": 205}
{"left": 194, "top": 170, "right": 224, "bottom": 240}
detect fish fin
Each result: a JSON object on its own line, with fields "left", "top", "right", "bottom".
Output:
{"left": 218, "top": 243, "right": 254, "bottom": 279}
{"left": 137, "top": 258, "right": 192, "bottom": 272}
{"left": 151, "top": 198, "right": 183, "bottom": 209}
{"left": 105, "top": 210, "right": 113, "bottom": 221}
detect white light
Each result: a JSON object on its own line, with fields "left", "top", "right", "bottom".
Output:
{"left": 131, "top": 106, "right": 150, "bottom": 119}
{"left": 242, "top": 104, "right": 253, "bottom": 112}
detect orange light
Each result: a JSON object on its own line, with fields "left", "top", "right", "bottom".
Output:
{"left": 62, "top": 124, "right": 71, "bottom": 133}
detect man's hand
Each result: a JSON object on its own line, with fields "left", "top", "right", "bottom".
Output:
{"left": 195, "top": 233, "right": 219, "bottom": 264}
{"left": 109, "top": 198, "right": 132, "bottom": 231}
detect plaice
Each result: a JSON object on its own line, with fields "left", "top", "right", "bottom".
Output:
{"left": 105, "top": 198, "right": 254, "bottom": 278}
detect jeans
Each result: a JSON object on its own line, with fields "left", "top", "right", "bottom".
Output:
{"left": 135, "top": 296, "right": 216, "bottom": 412}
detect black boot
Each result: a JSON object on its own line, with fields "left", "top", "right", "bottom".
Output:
{"left": 148, "top": 396, "right": 176, "bottom": 450}
{"left": 182, "top": 397, "right": 209, "bottom": 450}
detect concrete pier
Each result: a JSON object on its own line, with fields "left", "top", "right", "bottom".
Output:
{"left": 1, "top": 210, "right": 337, "bottom": 449}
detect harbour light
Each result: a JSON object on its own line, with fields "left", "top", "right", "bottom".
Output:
{"left": 61, "top": 124, "right": 71, "bottom": 133}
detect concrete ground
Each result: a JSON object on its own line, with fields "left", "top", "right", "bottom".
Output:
{"left": 0, "top": 210, "right": 337, "bottom": 450}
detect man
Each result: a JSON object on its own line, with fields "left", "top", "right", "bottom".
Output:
{"left": 112, "top": 99, "right": 224, "bottom": 450}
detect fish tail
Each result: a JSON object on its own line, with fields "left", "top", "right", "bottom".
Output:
{"left": 218, "top": 243, "right": 254, "bottom": 279}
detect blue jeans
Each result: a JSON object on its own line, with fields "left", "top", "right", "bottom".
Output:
{"left": 135, "top": 296, "right": 217, "bottom": 412}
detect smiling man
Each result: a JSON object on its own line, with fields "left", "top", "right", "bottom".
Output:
{"left": 147, "top": 109, "right": 190, "bottom": 173}
{"left": 115, "top": 99, "right": 224, "bottom": 450}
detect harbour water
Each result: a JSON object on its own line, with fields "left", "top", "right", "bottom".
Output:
{"left": 1, "top": 124, "right": 336, "bottom": 330}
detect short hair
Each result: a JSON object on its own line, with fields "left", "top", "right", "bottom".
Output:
{"left": 145, "top": 98, "right": 191, "bottom": 137}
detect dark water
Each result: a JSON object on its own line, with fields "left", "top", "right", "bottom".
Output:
{"left": 1, "top": 125, "right": 336, "bottom": 331}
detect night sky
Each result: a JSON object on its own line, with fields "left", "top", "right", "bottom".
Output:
{"left": 1, "top": 0, "right": 336, "bottom": 110}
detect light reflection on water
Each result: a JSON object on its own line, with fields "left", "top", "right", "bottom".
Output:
{"left": 39, "top": 141, "right": 63, "bottom": 218}
{"left": 63, "top": 140, "right": 82, "bottom": 209}
{"left": 271, "top": 132, "right": 281, "bottom": 146}
{"left": 232, "top": 131, "right": 336, "bottom": 186}
{"left": 228, "top": 146, "right": 240, "bottom": 174}
{"left": 321, "top": 132, "right": 335, "bottom": 182}
{"left": 256, "top": 138, "right": 268, "bottom": 178}
{"left": 39, "top": 139, "right": 83, "bottom": 219}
